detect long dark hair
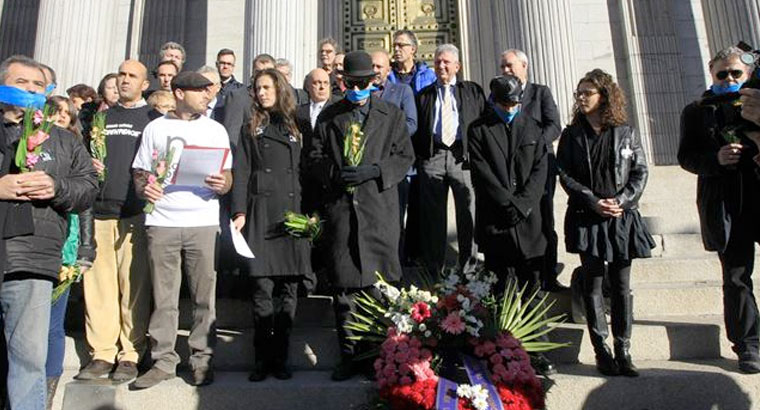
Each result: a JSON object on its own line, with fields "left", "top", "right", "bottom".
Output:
{"left": 571, "top": 68, "right": 627, "bottom": 129}
{"left": 248, "top": 68, "right": 300, "bottom": 141}
{"left": 47, "top": 95, "right": 82, "bottom": 140}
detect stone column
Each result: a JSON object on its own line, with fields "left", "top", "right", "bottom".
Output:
{"left": 34, "top": 0, "right": 132, "bottom": 93}
{"left": 206, "top": 0, "right": 246, "bottom": 81}
{"left": 319, "top": 0, "right": 343, "bottom": 56}
{"left": 0, "top": 0, "right": 41, "bottom": 60}
{"left": 701, "top": 0, "right": 760, "bottom": 55}
{"left": 247, "top": 0, "right": 318, "bottom": 88}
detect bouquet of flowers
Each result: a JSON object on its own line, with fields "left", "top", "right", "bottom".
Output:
{"left": 348, "top": 269, "right": 568, "bottom": 410}
{"left": 89, "top": 112, "right": 107, "bottom": 181}
{"left": 15, "top": 105, "right": 55, "bottom": 172}
{"left": 143, "top": 147, "right": 176, "bottom": 214}
{"left": 283, "top": 211, "right": 322, "bottom": 241}
{"left": 343, "top": 121, "right": 366, "bottom": 194}
{"left": 52, "top": 264, "right": 81, "bottom": 303}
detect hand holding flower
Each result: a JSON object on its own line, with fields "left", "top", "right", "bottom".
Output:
{"left": 91, "top": 158, "right": 105, "bottom": 174}
{"left": 143, "top": 181, "right": 164, "bottom": 203}
{"left": 19, "top": 171, "right": 55, "bottom": 201}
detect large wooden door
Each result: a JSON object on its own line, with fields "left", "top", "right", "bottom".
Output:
{"left": 343, "top": 0, "right": 458, "bottom": 62}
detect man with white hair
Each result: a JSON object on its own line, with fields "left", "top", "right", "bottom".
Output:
{"left": 197, "top": 65, "right": 222, "bottom": 122}
{"left": 276, "top": 58, "right": 309, "bottom": 105}
{"left": 413, "top": 44, "right": 485, "bottom": 275}
{"left": 499, "top": 49, "right": 563, "bottom": 292}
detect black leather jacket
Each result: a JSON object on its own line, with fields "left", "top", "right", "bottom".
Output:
{"left": 557, "top": 121, "right": 649, "bottom": 212}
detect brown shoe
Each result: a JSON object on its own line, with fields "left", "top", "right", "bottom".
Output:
{"left": 111, "top": 361, "right": 139, "bottom": 381}
{"left": 132, "top": 367, "right": 175, "bottom": 390}
{"left": 192, "top": 367, "right": 214, "bottom": 386}
{"left": 74, "top": 359, "right": 114, "bottom": 380}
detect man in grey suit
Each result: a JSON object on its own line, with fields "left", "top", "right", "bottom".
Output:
{"left": 500, "top": 49, "right": 563, "bottom": 291}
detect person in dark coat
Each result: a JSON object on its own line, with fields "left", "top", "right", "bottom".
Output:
{"left": 222, "top": 54, "right": 276, "bottom": 151}
{"left": 557, "top": 69, "right": 655, "bottom": 378}
{"left": 231, "top": 69, "right": 312, "bottom": 382}
{"left": 307, "top": 51, "right": 414, "bottom": 381}
{"left": 678, "top": 46, "right": 760, "bottom": 374}
{"left": 468, "top": 75, "right": 554, "bottom": 375}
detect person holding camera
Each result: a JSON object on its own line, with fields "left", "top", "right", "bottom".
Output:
{"left": 678, "top": 46, "right": 760, "bottom": 373}
{"left": 740, "top": 88, "right": 760, "bottom": 127}
{"left": 557, "top": 69, "right": 655, "bottom": 377}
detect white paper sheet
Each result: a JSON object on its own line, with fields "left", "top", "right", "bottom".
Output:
{"left": 229, "top": 219, "right": 255, "bottom": 258}
{"left": 173, "top": 146, "right": 230, "bottom": 187}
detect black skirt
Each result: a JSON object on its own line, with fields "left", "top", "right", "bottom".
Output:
{"left": 564, "top": 206, "right": 655, "bottom": 262}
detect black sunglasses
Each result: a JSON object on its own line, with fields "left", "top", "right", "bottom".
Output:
{"left": 344, "top": 77, "right": 374, "bottom": 89}
{"left": 716, "top": 69, "right": 744, "bottom": 80}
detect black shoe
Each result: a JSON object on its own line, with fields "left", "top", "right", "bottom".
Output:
{"left": 192, "top": 367, "right": 214, "bottom": 386}
{"left": 616, "top": 355, "right": 639, "bottom": 377}
{"left": 738, "top": 353, "right": 760, "bottom": 374}
{"left": 248, "top": 362, "right": 268, "bottom": 382}
{"left": 595, "top": 350, "right": 620, "bottom": 376}
{"left": 111, "top": 361, "right": 139, "bottom": 382}
{"left": 331, "top": 360, "right": 357, "bottom": 381}
{"left": 543, "top": 279, "right": 569, "bottom": 292}
{"left": 272, "top": 364, "right": 292, "bottom": 380}
{"left": 531, "top": 354, "right": 557, "bottom": 376}
{"left": 75, "top": 359, "right": 114, "bottom": 380}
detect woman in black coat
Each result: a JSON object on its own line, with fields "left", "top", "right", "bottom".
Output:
{"left": 231, "top": 68, "right": 311, "bottom": 382}
{"left": 556, "top": 69, "right": 655, "bottom": 378}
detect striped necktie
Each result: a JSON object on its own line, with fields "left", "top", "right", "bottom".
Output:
{"left": 441, "top": 85, "right": 456, "bottom": 147}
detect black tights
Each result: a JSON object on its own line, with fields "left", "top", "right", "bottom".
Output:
{"left": 580, "top": 254, "right": 631, "bottom": 300}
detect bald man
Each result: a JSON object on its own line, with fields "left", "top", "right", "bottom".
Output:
{"left": 77, "top": 59, "right": 161, "bottom": 382}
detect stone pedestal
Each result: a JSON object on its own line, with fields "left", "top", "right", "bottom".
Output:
{"left": 247, "top": 0, "right": 318, "bottom": 88}
{"left": 34, "top": 0, "right": 132, "bottom": 93}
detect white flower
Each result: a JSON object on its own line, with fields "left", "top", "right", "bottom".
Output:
{"left": 374, "top": 281, "right": 401, "bottom": 302}
{"left": 443, "top": 273, "right": 460, "bottom": 289}
{"left": 424, "top": 330, "right": 432, "bottom": 337}
{"left": 390, "top": 313, "right": 414, "bottom": 333}
{"left": 418, "top": 323, "right": 427, "bottom": 332}
{"left": 456, "top": 385, "right": 489, "bottom": 410}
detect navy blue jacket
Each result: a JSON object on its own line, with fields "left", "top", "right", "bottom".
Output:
{"left": 376, "top": 81, "right": 417, "bottom": 137}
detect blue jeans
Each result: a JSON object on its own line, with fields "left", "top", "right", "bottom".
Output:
{"left": 0, "top": 279, "right": 52, "bottom": 410}
{"left": 46, "top": 287, "right": 70, "bottom": 378}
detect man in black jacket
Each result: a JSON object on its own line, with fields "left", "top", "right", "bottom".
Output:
{"left": 214, "top": 48, "right": 244, "bottom": 122}
{"left": 0, "top": 55, "right": 98, "bottom": 410}
{"left": 678, "top": 47, "right": 760, "bottom": 373}
{"left": 414, "top": 44, "right": 486, "bottom": 275}
{"left": 500, "top": 49, "right": 564, "bottom": 291}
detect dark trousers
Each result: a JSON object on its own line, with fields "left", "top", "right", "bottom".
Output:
{"left": 719, "top": 227, "right": 760, "bottom": 357}
{"left": 580, "top": 254, "right": 632, "bottom": 352}
{"left": 540, "top": 154, "right": 559, "bottom": 284}
{"left": 333, "top": 286, "right": 383, "bottom": 359}
{"left": 252, "top": 277, "right": 299, "bottom": 366}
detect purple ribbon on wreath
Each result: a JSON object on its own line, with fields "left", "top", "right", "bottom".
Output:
{"left": 435, "top": 354, "right": 505, "bottom": 410}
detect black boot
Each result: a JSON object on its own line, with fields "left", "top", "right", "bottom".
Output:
{"left": 585, "top": 293, "right": 619, "bottom": 376}
{"left": 271, "top": 312, "right": 294, "bottom": 380}
{"left": 250, "top": 315, "right": 273, "bottom": 382}
{"left": 612, "top": 294, "right": 638, "bottom": 377}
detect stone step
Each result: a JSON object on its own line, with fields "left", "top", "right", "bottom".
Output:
{"left": 57, "top": 358, "right": 760, "bottom": 410}
{"left": 630, "top": 281, "right": 755, "bottom": 317}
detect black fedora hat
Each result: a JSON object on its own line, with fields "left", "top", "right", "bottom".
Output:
{"left": 339, "top": 51, "right": 376, "bottom": 78}
{"left": 490, "top": 75, "right": 523, "bottom": 104}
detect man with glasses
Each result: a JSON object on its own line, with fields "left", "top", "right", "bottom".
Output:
{"left": 307, "top": 51, "right": 414, "bottom": 381}
{"left": 388, "top": 30, "right": 436, "bottom": 95}
{"left": 499, "top": 49, "right": 564, "bottom": 292}
{"left": 214, "top": 48, "right": 243, "bottom": 122}
{"left": 678, "top": 46, "right": 760, "bottom": 373}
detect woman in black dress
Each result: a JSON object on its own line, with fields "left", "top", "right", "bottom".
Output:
{"left": 231, "top": 68, "right": 311, "bottom": 381}
{"left": 556, "top": 69, "right": 655, "bottom": 377}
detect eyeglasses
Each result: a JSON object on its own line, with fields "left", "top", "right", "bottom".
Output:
{"left": 217, "top": 61, "right": 234, "bottom": 66}
{"left": 344, "top": 77, "right": 373, "bottom": 89}
{"left": 393, "top": 42, "right": 413, "bottom": 49}
{"left": 574, "top": 89, "right": 599, "bottom": 99}
{"left": 715, "top": 69, "right": 745, "bottom": 80}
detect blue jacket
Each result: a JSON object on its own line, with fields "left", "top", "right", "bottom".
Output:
{"left": 387, "top": 61, "right": 437, "bottom": 96}
{"left": 376, "top": 81, "right": 417, "bottom": 136}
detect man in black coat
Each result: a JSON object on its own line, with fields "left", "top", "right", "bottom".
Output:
{"left": 468, "top": 75, "right": 554, "bottom": 374}
{"left": 414, "top": 44, "right": 486, "bottom": 274}
{"left": 214, "top": 48, "right": 244, "bottom": 123}
{"left": 678, "top": 47, "right": 760, "bottom": 373}
{"left": 499, "top": 49, "right": 563, "bottom": 291}
{"left": 308, "top": 51, "right": 414, "bottom": 381}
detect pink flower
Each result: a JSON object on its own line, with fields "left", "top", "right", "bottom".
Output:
{"left": 156, "top": 160, "right": 167, "bottom": 176}
{"left": 147, "top": 174, "right": 157, "bottom": 185}
{"left": 151, "top": 149, "right": 159, "bottom": 161}
{"left": 398, "top": 363, "right": 411, "bottom": 375}
{"left": 408, "top": 348, "right": 420, "bottom": 360}
{"left": 409, "top": 338, "right": 421, "bottom": 349}
{"left": 33, "top": 110, "right": 44, "bottom": 125}
{"left": 27, "top": 130, "right": 49, "bottom": 151}
{"left": 482, "top": 341, "right": 497, "bottom": 355}
{"left": 490, "top": 354, "right": 503, "bottom": 365}
{"left": 373, "top": 358, "right": 384, "bottom": 371}
{"left": 397, "top": 341, "right": 409, "bottom": 352}
{"left": 410, "top": 302, "right": 432, "bottom": 323}
{"left": 394, "top": 351, "right": 409, "bottom": 363}
{"left": 25, "top": 152, "right": 40, "bottom": 168}
{"left": 440, "top": 312, "right": 465, "bottom": 335}
{"left": 400, "top": 376, "right": 412, "bottom": 385}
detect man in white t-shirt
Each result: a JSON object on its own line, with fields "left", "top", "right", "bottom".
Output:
{"left": 131, "top": 71, "right": 232, "bottom": 389}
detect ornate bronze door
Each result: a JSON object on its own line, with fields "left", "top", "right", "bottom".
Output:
{"left": 343, "top": 0, "right": 459, "bottom": 62}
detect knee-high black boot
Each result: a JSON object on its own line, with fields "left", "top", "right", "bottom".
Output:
{"left": 272, "top": 313, "right": 294, "bottom": 379}
{"left": 249, "top": 315, "right": 274, "bottom": 382}
{"left": 585, "top": 293, "right": 619, "bottom": 376}
{"left": 612, "top": 293, "right": 638, "bottom": 377}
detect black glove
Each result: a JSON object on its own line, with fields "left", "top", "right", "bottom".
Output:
{"left": 504, "top": 204, "right": 524, "bottom": 226}
{"left": 341, "top": 165, "right": 380, "bottom": 186}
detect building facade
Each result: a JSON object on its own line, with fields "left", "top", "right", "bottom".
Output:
{"left": 1, "top": 0, "right": 758, "bottom": 164}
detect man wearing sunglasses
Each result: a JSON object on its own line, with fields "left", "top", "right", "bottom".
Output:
{"left": 306, "top": 51, "right": 414, "bottom": 381}
{"left": 678, "top": 46, "right": 760, "bottom": 373}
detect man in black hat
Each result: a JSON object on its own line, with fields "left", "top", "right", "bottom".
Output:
{"left": 131, "top": 71, "right": 233, "bottom": 389}
{"left": 306, "top": 51, "right": 414, "bottom": 381}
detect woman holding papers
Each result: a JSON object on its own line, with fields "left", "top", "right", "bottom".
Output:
{"left": 230, "top": 68, "right": 312, "bottom": 382}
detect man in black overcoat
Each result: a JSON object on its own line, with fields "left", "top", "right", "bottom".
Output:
{"left": 468, "top": 75, "right": 555, "bottom": 374}
{"left": 308, "top": 51, "right": 414, "bottom": 381}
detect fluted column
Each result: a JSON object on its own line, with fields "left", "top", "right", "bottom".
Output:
{"left": 702, "top": 0, "right": 760, "bottom": 56}
{"left": 34, "top": 0, "right": 132, "bottom": 93}
{"left": 318, "top": 0, "right": 344, "bottom": 56}
{"left": 0, "top": 0, "right": 41, "bottom": 60}
{"left": 247, "top": 0, "right": 318, "bottom": 88}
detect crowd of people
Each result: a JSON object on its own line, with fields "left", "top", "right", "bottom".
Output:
{"left": 0, "top": 30, "right": 760, "bottom": 410}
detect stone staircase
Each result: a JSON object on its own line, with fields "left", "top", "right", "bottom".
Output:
{"left": 56, "top": 166, "right": 760, "bottom": 410}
